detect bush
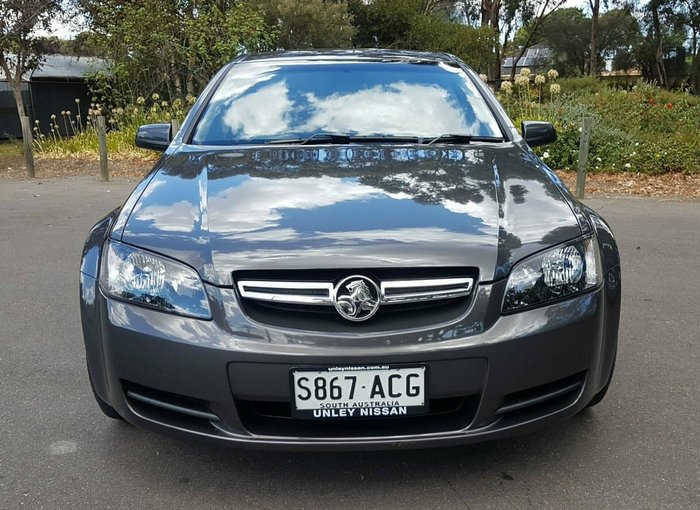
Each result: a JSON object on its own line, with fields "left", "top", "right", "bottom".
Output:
{"left": 499, "top": 73, "right": 700, "bottom": 174}
{"left": 33, "top": 94, "right": 194, "bottom": 159}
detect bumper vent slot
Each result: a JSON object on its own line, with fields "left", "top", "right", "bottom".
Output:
{"left": 496, "top": 372, "right": 586, "bottom": 418}
{"left": 123, "top": 382, "right": 221, "bottom": 433}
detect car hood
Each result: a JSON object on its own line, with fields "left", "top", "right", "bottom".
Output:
{"left": 117, "top": 144, "right": 581, "bottom": 286}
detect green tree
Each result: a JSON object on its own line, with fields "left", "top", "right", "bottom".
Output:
{"left": 0, "top": 0, "right": 62, "bottom": 177}
{"left": 349, "top": 0, "right": 426, "bottom": 47}
{"left": 254, "top": 0, "right": 355, "bottom": 50}
{"left": 79, "top": 0, "right": 275, "bottom": 101}
{"left": 535, "top": 7, "right": 590, "bottom": 75}
{"left": 349, "top": 0, "right": 496, "bottom": 72}
{"left": 0, "top": 0, "right": 63, "bottom": 119}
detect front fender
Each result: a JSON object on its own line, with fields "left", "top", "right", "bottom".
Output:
{"left": 583, "top": 205, "right": 621, "bottom": 394}
{"left": 80, "top": 209, "right": 120, "bottom": 278}
{"left": 80, "top": 209, "right": 119, "bottom": 403}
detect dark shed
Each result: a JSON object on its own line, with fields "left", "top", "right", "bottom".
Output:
{"left": 0, "top": 54, "right": 108, "bottom": 139}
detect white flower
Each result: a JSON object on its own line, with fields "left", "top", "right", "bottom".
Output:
{"left": 542, "top": 151, "right": 550, "bottom": 159}
{"left": 136, "top": 96, "right": 145, "bottom": 105}
{"left": 151, "top": 93, "right": 160, "bottom": 101}
{"left": 520, "top": 68, "right": 531, "bottom": 77}
{"left": 596, "top": 157, "right": 602, "bottom": 162}
{"left": 550, "top": 83, "right": 561, "bottom": 95}
{"left": 479, "top": 73, "right": 488, "bottom": 82}
{"left": 500, "top": 81, "right": 513, "bottom": 95}
{"left": 534, "top": 74, "right": 546, "bottom": 85}
{"left": 515, "top": 74, "right": 530, "bottom": 86}
{"left": 547, "top": 69, "right": 559, "bottom": 80}
{"left": 624, "top": 163, "right": 631, "bottom": 169}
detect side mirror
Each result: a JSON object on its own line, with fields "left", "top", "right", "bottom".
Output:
{"left": 522, "top": 121, "right": 557, "bottom": 147}
{"left": 135, "top": 123, "right": 172, "bottom": 151}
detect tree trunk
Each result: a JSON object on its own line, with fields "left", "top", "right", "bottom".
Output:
{"left": 691, "top": 49, "right": 700, "bottom": 95}
{"left": 11, "top": 83, "right": 27, "bottom": 120}
{"left": 481, "top": 0, "right": 502, "bottom": 81}
{"left": 589, "top": 0, "right": 600, "bottom": 76}
{"left": 650, "top": 2, "right": 668, "bottom": 88}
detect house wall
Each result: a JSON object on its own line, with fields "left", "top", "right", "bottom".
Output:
{"left": 0, "top": 80, "right": 91, "bottom": 139}
{"left": 29, "top": 80, "right": 91, "bottom": 136}
{"left": 0, "top": 82, "right": 30, "bottom": 139}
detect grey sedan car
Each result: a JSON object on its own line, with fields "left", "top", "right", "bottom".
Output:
{"left": 80, "top": 50, "right": 620, "bottom": 450}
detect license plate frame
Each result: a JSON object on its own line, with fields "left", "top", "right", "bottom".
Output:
{"left": 290, "top": 364, "right": 428, "bottom": 419}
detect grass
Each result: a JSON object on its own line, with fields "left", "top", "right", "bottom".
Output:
{"left": 0, "top": 140, "right": 23, "bottom": 158}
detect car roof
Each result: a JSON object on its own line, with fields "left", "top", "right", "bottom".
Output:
{"left": 238, "top": 49, "right": 461, "bottom": 65}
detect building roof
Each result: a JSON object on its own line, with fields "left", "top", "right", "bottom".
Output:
{"left": 502, "top": 46, "right": 552, "bottom": 69}
{"left": 0, "top": 54, "right": 109, "bottom": 81}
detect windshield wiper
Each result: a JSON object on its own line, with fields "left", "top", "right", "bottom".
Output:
{"left": 425, "top": 134, "right": 505, "bottom": 145}
{"left": 265, "top": 133, "right": 352, "bottom": 145}
{"left": 264, "top": 132, "right": 502, "bottom": 146}
{"left": 265, "top": 133, "right": 426, "bottom": 145}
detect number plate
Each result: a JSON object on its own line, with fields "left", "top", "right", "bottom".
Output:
{"left": 291, "top": 365, "right": 427, "bottom": 419}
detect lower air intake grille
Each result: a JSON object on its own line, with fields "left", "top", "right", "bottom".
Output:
{"left": 236, "top": 395, "right": 480, "bottom": 438}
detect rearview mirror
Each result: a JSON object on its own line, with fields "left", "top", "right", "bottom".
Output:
{"left": 135, "top": 123, "right": 172, "bottom": 152}
{"left": 522, "top": 121, "right": 557, "bottom": 147}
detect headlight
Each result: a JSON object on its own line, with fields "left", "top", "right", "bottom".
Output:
{"left": 100, "top": 241, "right": 211, "bottom": 319}
{"left": 502, "top": 236, "right": 602, "bottom": 312}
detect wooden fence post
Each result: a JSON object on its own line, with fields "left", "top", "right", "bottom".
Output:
{"left": 171, "top": 119, "right": 180, "bottom": 139}
{"left": 20, "top": 115, "right": 35, "bottom": 178}
{"left": 575, "top": 117, "right": 593, "bottom": 199}
{"left": 96, "top": 116, "right": 108, "bottom": 181}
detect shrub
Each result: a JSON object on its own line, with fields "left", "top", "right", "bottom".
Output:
{"left": 499, "top": 75, "right": 700, "bottom": 174}
{"left": 33, "top": 94, "right": 193, "bottom": 159}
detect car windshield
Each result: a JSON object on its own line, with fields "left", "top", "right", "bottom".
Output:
{"left": 191, "top": 60, "right": 503, "bottom": 145}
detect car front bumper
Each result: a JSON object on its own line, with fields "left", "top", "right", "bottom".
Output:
{"left": 81, "top": 273, "right": 619, "bottom": 451}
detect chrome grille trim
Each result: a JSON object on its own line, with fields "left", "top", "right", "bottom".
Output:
{"left": 237, "top": 277, "right": 474, "bottom": 307}
{"left": 237, "top": 280, "right": 334, "bottom": 305}
{"left": 381, "top": 277, "right": 474, "bottom": 304}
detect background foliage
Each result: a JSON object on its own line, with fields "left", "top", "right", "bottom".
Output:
{"left": 7, "top": 0, "right": 697, "bottom": 174}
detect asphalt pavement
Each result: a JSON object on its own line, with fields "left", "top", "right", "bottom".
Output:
{"left": 1, "top": 177, "right": 698, "bottom": 509}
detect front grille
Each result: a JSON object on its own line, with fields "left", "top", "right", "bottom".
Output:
{"left": 234, "top": 267, "right": 478, "bottom": 332}
{"left": 236, "top": 395, "right": 480, "bottom": 438}
{"left": 237, "top": 277, "right": 473, "bottom": 306}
